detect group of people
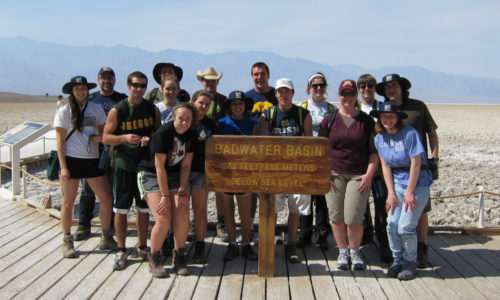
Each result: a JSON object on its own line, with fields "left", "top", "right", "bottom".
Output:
{"left": 53, "top": 61, "right": 438, "bottom": 281}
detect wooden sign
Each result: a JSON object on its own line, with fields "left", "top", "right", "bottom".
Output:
{"left": 205, "top": 135, "right": 331, "bottom": 195}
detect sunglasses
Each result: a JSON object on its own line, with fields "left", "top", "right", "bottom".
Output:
{"left": 341, "top": 91, "right": 356, "bottom": 97}
{"left": 131, "top": 82, "right": 147, "bottom": 89}
{"left": 312, "top": 83, "right": 326, "bottom": 89}
{"left": 359, "top": 84, "right": 374, "bottom": 90}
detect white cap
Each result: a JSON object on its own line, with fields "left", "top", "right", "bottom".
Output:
{"left": 275, "top": 78, "right": 294, "bottom": 90}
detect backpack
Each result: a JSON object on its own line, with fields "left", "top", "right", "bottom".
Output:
{"left": 268, "top": 105, "right": 305, "bottom": 133}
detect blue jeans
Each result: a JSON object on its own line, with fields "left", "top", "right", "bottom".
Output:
{"left": 386, "top": 183, "right": 429, "bottom": 262}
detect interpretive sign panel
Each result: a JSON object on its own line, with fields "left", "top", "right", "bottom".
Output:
{"left": 205, "top": 135, "right": 331, "bottom": 195}
{"left": 0, "top": 122, "right": 48, "bottom": 145}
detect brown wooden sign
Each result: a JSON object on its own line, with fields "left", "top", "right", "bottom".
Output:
{"left": 205, "top": 135, "right": 331, "bottom": 195}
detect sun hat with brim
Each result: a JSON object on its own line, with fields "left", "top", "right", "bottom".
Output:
{"left": 275, "top": 78, "right": 294, "bottom": 90}
{"left": 369, "top": 101, "right": 408, "bottom": 119}
{"left": 223, "top": 90, "right": 254, "bottom": 112}
{"left": 196, "top": 67, "right": 223, "bottom": 81}
{"left": 62, "top": 76, "right": 97, "bottom": 94}
{"left": 375, "top": 74, "right": 412, "bottom": 96}
{"left": 153, "top": 62, "right": 183, "bottom": 84}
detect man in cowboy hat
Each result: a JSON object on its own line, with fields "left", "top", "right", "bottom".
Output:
{"left": 196, "top": 66, "right": 227, "bottom": 121}
{"left": 376, "top": 73, "right": 439, "bottom": 268}
{"left": 196, "top": 66, "right": 228, "bottom": 241}
{"left": 145, "top": 62, "right": 190, "bottom": 104}
{"left": 73, "top": 66, "right": 127, "bottom": 242}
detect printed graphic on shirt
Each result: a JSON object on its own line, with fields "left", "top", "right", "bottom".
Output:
{"left": 272, "top": 119, "right": 301, "bottom": 136}
{"left": 83, "top": 116, "right": 97, "bottom": 127}
{"left": 252, "top": 101, "right": 274, "bottom": 113}
{"left": 167, "top": 136, "right": 187, "bottom": 166}
{"left": 120, "top": 117, "right": 155, "bottom": 131}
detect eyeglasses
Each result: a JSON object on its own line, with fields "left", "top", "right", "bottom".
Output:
{"left": 131, "top": 83, "right": 147, "bottom": 89}
{"left": 359, "top": 84, "right": 374, "bottom": 90}
{"left": 340, "top": 91, "right": 356, "bottom": 97}
{"left": 312, "top": 83, "right": 326, "bottom": 89}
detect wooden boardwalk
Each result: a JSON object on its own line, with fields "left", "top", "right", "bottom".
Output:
{"left": 0, "top": 197, "right": 499, "bottom": 299}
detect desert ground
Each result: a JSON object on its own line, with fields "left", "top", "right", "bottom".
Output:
{"left": 1, "top": 93, "right": 499, "bottom": 227}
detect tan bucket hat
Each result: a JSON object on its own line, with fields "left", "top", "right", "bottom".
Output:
{"left": 196, "top": 67, "right": 223, "bottom": 81}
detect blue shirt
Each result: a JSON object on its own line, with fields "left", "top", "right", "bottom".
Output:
{"left": 89, "top": 91, "right": 127, "bottom": 115}
{"left": 374, "top": 125, "right": 433, "bottom": 186}
{"left": 218, "top": 116, "right": 255, "bottom": 136}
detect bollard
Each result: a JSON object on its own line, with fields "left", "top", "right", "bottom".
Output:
{"left": 477, "top": 186, "right": 485, "bottom": 228}
{"left": 22, "top": 165, "right": 27, "bottom": 199}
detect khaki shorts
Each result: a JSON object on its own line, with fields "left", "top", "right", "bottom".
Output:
{"left": 325, "top": 173, "right": 369, "bottom": 226}
{"left": 275, "top": 194, "right": 311, "bottom": 214}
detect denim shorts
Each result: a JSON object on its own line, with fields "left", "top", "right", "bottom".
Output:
{"left": 188, "top": 171, "right": 205, "bottom": 190}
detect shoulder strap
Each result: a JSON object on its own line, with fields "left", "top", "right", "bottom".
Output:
{"left": 268, "top": 106, "right": 277, "bottom": 128}
{"left": 301, "top": 101, "right": 308, "bottom": 109}
{"left": 328, "top": 102, "right": 334, "bottom": 112}
{"left": 297, "top": 107, "right": 303, "bottom": 128}
{"left": 326, "top": 108, "right": 338, "bottom": 134}
{"left": 67, "top": 101, "right": 88, "bottom": 141}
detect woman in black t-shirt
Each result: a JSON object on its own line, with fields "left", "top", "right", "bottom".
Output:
{"left": 137, "top": 103, "right": 198, "bottom": 277}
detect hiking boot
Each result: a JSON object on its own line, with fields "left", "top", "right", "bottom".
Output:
{"left": 113, "top": 251, "right": 127, "bottom": 270}
{"left": 285, "top": 242, "right": 300, "bottom": 264}
{"left": 387, "top": 257, "right": 403, "bottom": 278}
{"left": 149, "top": 251, "right": 168, "bottom": 278}
{"left": 417, "top": 242, "right": 429, "bottom": 268}
{"left": 74, "top": 227, "right": 91, "bottom": 241}
{"left": 223, "top": 244, "right": 240, "bottom": 262}
{"left": 296, "top": 236, "right": 312, "bottom": 249}
{"left": 351, "top": 250, "right": 365, "bottom": 270}
{"left": 133, "top": 244, "right": 149, "bottom": 260}
{"left": 160, "top": 232, "right": 174, "bottom": 263}
{"left": 398, "top": 260, "right": 417, "bottom": 280}
{"left": 216, "top": 221, "right": 229, "bottom": 242}
{"left": 98, "top": 230, "right": 118, "bottom": 251}
{"left": 62, "top": 234, "right": 77, "bottom": 258}
{"left": 173, "top": 248, "right": 189, "bottom": 276}
{"left": 242, "top": 244, "right": 258, "bottom": 261}
{"left": 337, "top": 251, "right": 350, "bottom": 270}
{"left": 193, "top": 241, "right": 205, "bottom": 264}
{"left": 316, "top": 230, "right": 329, "bottom": 250}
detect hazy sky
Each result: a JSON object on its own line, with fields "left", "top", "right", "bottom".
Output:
{"left": 1, "top": 0, "right": 499, "bottom": 79}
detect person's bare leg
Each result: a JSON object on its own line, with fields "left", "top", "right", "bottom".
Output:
{"left": 417, "top": 213, "right": 428, "bottom": 241}
{"left": 173, "top": 191, "right": 190, "bottom": 249}
{"left": 146, "top": 192, "right": 171, "bottom": 253}
{"left": 347, "top": 225, "right": 363, "bottom": 250}
{"left": 137, "top": 211, "right": 149, "bottom": 248}
{"left": 288, "top": 212, "right": 300, "bottom": 243}
{"left": 115, "top": 213, "right": 128, "bottom": 248}
{"left": 87, "top": 175, "right": 112, "bottom": 230}
{"left": 60, "top": 179, "right": 79, "bottom": 233}
{"left": 331, "top": 221, "right": 348, "bottom": 249}
{"left": 221, "top": 193, "right": 236, "bottom": 242}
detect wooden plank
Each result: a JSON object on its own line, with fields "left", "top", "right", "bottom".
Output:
{"left": 266, "top": 241, "right": 289, "bottom": 300}
{"left": 218, "top": 252, "right": 245, "bottom": 299}
{"left": 360, "top": 242, "right": 411, "bottom": 300}
{"left": 304, "top": 244, "right": 339, "bottom": 300}
{"left": 117, "top": 262, "right": 152, "bottom": 299}
{"left": 286, "top": 244, "right": 314, "bottom": 300}
{"left": 241, "top": 252, "right": 265, "bottom": 300}
{"left": 190, "top": 235, "right": 225, "bottom": 300}
{"left": 0, "top": 219, "right": 60, "bottom": 271}
{"left": 324, "top": 238, "right": 363, "bottom": 299}
{"left": 38, "top": 235, "right": 103, "bottom": 299}
{"left": 432, "top": 235, "right": 500, "bottom": 299}
{"left": 258, "top": 193, "right": 276, "bottom": 277}
{"left": 0, "top": 205, "right": 35, "bottom": 230}
{"left": 90, "top": 235, "right": 142, "bottom": 299}
{"left": 469, "top": 235, "right": 500, "bottom": 271}
{"left": 0, "top": 213, "right": 48, "bottom": 246}
{"left": 350, "top": 245, "right": 387, "bottom": 300}
{"left": 0, "top": 199, "right": 17, "bottom": 210}
{"left": 0, "top": 203, "right": 30, "bottom": 224}
{"left": 426, "top": 236, "right": 487, "bottom": 299}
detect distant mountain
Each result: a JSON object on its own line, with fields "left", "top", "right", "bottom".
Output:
{"left": 1, "top": 37, "right": 499, "bottom": 104}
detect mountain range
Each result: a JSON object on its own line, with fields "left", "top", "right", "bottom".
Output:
{"left": 1, "top": 37, "right": 499, "bottom": 104}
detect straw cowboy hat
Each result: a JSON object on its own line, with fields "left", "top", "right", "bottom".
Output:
{"left": 196, "top": 67, "right": 223, "bottom": 81}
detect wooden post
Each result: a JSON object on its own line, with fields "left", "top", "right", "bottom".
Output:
{"left": 478, "top": 186, "right": 485, "bottom": 228}
{"left": 258, "top": 193, "right": 276, "bottom": 277}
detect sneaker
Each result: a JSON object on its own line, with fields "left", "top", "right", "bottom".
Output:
{"left": 149, "top": 251, "right": 168, "bottom": 278}
{"left": 416, "top": 242, "right": 429, "bottom": 268}
{"left": 285, "top": 242, "right": 300, "bottom": 264}
{"left": 316, "top": 230, "right": 329, "bottom": 250}
{"left": 216, "top": 221, "right": 229, "bottom": 242}
{"left": 113, "top": 251, "right": 127, "bottom": 270}
{"left": 173, "top": 248, "right": 189, "bottom": 276}
{"left": 337, "top": 251, "right": 350, "bottom": 270}
{"left": 133, "top": 244, "right": 149, "bottom": 260}
{"left": 351, "top": 250, "right": 365, "bottom": 270}
{"left": 242, "top": 244, "right": 258, "bottom": 261}
{"left": 62, "top": 234, "right": 77, "bottom": 258}
{"left": 193, "top": 241, "right": 205, "bottom": 264}
{"left": 99, "top": 230, "right": 118, "bottom": 251}
{"left": 387, "top": 258, "right": 403, "bottom": 278}
{"left": 398, "top": 260, "right": 417, "bottom": 280}
{"left": 74, "top": 227, "right": 91, "bottom": 241}
{"left": 223, "top": 244, "right": 240, "bottom": 262}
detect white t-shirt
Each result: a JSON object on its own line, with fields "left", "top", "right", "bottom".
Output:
{"left": 156, "top": 100, "right": 179, "bottom": 124}
{"left": 53, "top": 101, "right": 106, "bottom": 158}
{"left": 305, "top": 99, "right": 333, "bottom": 137}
